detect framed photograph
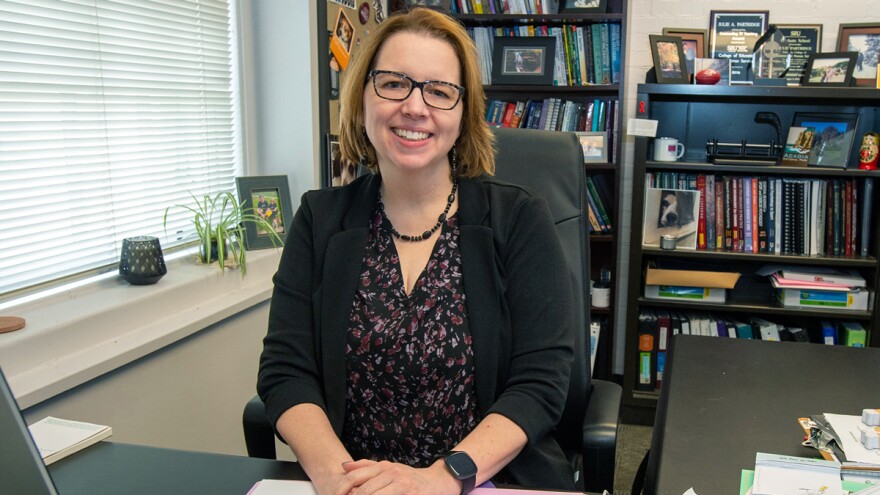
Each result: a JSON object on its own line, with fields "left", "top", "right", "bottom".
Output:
{"left": 649, "top": 35, "right": 689, "bottom": 84}
{"left": 775, "top": 24, "right": 823, "bottom": 85}
{"left": 663, "top": 28, "right": 707, "bottom": 79}
{"left": 560, "top": 0, "right": 607, "bottom": 13}
{"left": 642, "top": 188, "right": 701, "bottom": 250}
{"left": 709, "top": 10, "right": 769, "bottom": 84}
{"left": 325, "top": 134, "right": 359, "bottom": 188}
{"left": 329, "top": 8, "right": 355, "bottom": 70}
{"left": 576, "top": 132, "right": 607, "bottom": 163}
{"left": 837, "top": 23, "right": 880, "bottom": 87}
{"left": 802, "top": 52, "right": 858, "bottom": 87}
{"left": 236, "top": 175, "right": 294, "bottom": 249}
{"left": 491, "top": 36, "right": 556, "bottom": 85}
{"left": 791, "top": 112, "right": 860, "bottom": 169}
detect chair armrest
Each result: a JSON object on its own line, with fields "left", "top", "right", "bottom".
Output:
{"left": 242, "top": 394, "right": 277, "bottom": 459}
{"left": 582, "top": 379, "right": 622, "bottom": 494}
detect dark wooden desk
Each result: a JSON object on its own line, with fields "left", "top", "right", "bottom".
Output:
{"left": 646, "top": 334, "right": 880, "bottom": 495}
{"left": 50, "top": 442, "right": 306, "bottom": 495}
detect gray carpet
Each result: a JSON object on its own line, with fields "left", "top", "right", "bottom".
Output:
{"left": 613, "top": 423, "right": 653, "bottom": 495}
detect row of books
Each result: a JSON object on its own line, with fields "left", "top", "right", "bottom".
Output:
{"left": 636, "top": 308, "right": 870, "bottom": 391}
{"left": 468, "top": 23, "right": 621, "bottom": 86}
{"left": 486, "top": 97, "right": 616, "bottom": 133}
{"left": 586, "top": 175, "right": 613, "bottom": 233}
{"left": 450, "top": 0, "right": 554, "bottom": 15}
{"left": 647, "top": 173, "right": 873, "bottom": 257}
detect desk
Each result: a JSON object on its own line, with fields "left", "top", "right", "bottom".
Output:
{"left": 646, "top": 335, "right": 880, "bottom": 495}
{"left": 49, "top": 442, "right": 306, "bottom": 495}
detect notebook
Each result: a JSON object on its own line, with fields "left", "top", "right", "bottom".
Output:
{"left": 0, "top": 366, "right": 59, "bottom": 495}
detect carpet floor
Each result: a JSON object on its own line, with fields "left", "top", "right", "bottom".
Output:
{"left": 612, "top": 423, "right": 653, "bottom": 495}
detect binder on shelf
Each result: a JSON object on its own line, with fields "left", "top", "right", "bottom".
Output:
{"left": 636, "top": 309, "right": 657, "bottom": 392}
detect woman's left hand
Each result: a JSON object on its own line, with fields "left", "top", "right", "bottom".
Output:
{"left": 337, "top": 458, "right": 459, "bottom": 495}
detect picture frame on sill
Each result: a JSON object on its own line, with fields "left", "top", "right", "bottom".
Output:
{"left": 837, "top": 23, "right": 880, "bottom": 87}
{"left": 642, "top": 188, "right": 700, "bottom": 251}
{"left": 790, "top": 112, "right": 860, "bottom": 169}
{"left": 560, "top": 0, "right": 607, "bottom": 14}
{"left": 236, "top": 175, "right": 294, "bottom": 250}
{"left": 709, "top": 10, "right": 769, "bottom": 84}
{"left": 576, "top": 132, "right": 608, "bottom": 163}
{"left": 491, "top": 36, "right": 556, "bottom": 86}
{"left": 662, "top": 28, "right": 707, "bottom": 80}
{"left": 326, "top": 134, "right": 359, "bottom": 188}
{"left": 649, "top": 35, "right": 690, "bottom": 84}
{"left": 802, "top": 52, "right": 858, "bottom": 87}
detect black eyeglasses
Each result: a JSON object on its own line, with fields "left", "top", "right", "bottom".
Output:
{"left": 368, "top": 70, "right": 465, "bottom": 110}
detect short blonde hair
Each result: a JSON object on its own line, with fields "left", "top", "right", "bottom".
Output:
{"left": 337, "top": 8, "right": 494, "bottom": 178}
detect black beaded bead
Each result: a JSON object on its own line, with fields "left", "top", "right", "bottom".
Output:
{"left": 379, "top": 177, "right": 457, "bottom": 242}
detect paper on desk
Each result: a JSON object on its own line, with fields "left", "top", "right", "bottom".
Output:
{"left": 28, "top": 416, "right": 112, "bottom": 465}
{"left": 825, "top": 414, "right": 880, "bottom": 465}
{"left": 472, "top": 489, "right": 580, "bottom": 494}
{"left": 247, "top": 480, "right": 317, "bottom": 495}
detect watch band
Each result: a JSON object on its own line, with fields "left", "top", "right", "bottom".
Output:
{"left": 443, "top": 451, "right": 477, "bottom": 495}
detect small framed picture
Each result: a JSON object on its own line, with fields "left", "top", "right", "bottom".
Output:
{"left": 559, "top": 0, "right": 607, "bottom": 13}
{"left": 491, "top": 36, "right": 556, "bottom": 86}
{"left": 235, "top": 175, "right": 294, "bottom": 249}
{"left": 325, "top": 134, "right": 359, "bottom": 188}
{"left": 329, "top": 8, "right": 355, "bottom": 70}
{"left": 791, "top": 112, "right": 860, "bottom": 169}
{"left": 649, "top": 35, "right": 689, "bottom": 84}
{"left": 576, "top": 132, "right": 607, "bottom": 163}
{"left": 837, "top": 23, "right": 880, "bottom": 87}
{"left": 662, "top": 28, "right": 707, "bottom": 80}
{"left": 642, "top": 188, "right": 700, "bottom": 250}
{"left": 802, "top": 52, "right": 858, "bottom": 87}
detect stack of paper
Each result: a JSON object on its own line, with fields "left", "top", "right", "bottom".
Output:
{"left": 751, "top": 452, "right": 843, "bottom": 495}
{"left": 29, "top": 416, "right": 112, "bottom": 465}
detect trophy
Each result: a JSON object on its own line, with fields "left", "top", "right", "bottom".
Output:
{"left": 751, "top": 25, "right": 792, "bottom": 85}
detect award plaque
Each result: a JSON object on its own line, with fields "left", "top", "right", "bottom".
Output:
{"left": 753, "top": 25, "right": 792, "bottom": 80}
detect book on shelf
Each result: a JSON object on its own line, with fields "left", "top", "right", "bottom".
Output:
{"left": 29, "top": 416, "right": 112, "bottom": 465}
{"left": 636, "top": 309, "right": 657, "bottom": 392}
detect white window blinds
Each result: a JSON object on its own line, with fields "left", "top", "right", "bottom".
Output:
{"left": 0, "top": 0, "right": 239, "bottom": 296}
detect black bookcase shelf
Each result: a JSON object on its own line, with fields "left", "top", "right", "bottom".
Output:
{"left": 624, "top": 84, "right": 880, "bottom": 408}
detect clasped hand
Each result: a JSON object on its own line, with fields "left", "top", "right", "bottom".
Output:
{"left": 330, "top": 458, "right": 460, "bottom": 495}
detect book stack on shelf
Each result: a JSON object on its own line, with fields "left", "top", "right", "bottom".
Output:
{"left": 450, "top": 0, "right": 552, "bottom": 15}
{"left": 486, "top": 97, "right": 615, "bottom": 132}
{"left": 467, "top": 23, "right": 621, "bottom": 86}
{"left": 646, "top": 173, "right": 873, "bottom": 257}
{"left": 586, "top": 175, "right": 613, "bottom": 233}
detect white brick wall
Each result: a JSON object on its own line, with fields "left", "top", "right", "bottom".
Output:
{"left": 613, "top": 2, "right": 880, "bottom": 374}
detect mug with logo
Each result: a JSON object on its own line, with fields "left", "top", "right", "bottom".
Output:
{"left": 654, "top": 137, "right": 685, "bottom": 162}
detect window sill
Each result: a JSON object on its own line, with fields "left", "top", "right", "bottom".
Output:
{"left": 0, "top": 249, "right": 282, "bottom": 409}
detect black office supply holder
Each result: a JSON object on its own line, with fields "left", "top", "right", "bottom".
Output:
{"left": 706, "top": 111, "right": 784, "bottom": 165}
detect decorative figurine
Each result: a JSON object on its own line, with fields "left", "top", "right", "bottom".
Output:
{"left": 860, "top": 132, "right": 879, "bottom": 170}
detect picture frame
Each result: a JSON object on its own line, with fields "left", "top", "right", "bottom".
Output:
{"left": 802, "top": 52, "right": 858, "bottom": 87}
{"left": 709, "top": 10, "right": 769, "bottom": 84}
{"left": 642, "top": 188, "right": 701, "bottom": 250}
{"left": 774, "top": 24, "right": 823, "bottom": 85}
{"left": 837, "top": 23, "right": 880, "bottom": 87}
{"left": 235, "top": 175, "right": 294, "bottom": 249}
{"left": 663, "top": 28, "right": 707, "bottom": 79}
{"left": 329, "top": 8, "right": 355, "bottom": 70}
{"left": 560, "top": 0, "right": 607, "bottom": 13}
{"left": 576, "top": 132, "right": 608, "bottom": 163}
{"left": 790, "top": 112, "right": 860, "bottom": 169}
{"left": 649, "top": 35, "right": 689, "bottom": 84}
{"left": 491, "top": 36, "right": 556, "bottom": 85}
{"left": 325, "top": 134, "right": 359, "bottom": 188}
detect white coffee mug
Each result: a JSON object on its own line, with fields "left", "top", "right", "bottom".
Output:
{"left": 592, "top": 286, "right": 610, "bottom": 308}
{"left": 654, "top": 137, "right": 685, "bottom": 162}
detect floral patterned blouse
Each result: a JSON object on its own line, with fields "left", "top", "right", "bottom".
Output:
{"left": 340, "top": 204, "right": 478, "bottom": 467}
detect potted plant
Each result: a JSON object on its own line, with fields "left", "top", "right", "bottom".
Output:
{"left": 164, "top": 191, "right": 283, "bottom": 275}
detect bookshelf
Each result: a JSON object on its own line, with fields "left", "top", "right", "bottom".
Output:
{"left": 623, "top": 84, "right": 880, "bottom": 408}
{"left": 451, "top": 0, "right": 628, "bottom": 380}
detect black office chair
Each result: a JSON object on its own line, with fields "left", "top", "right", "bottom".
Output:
{"left": 242, "top": 128, "right": 622, "bottom": 493}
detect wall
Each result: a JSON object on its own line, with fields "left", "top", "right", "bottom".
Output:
{"left": 613, "top": 0, "right": 880, "bottom": 373}
{"left": 18, "top": 0, "right": 315, "bottom": 459}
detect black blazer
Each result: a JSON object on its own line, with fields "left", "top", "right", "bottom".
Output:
{"left": 258, "top": 173, "right": 576, "bottom": 489}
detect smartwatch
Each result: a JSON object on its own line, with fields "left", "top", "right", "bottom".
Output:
{"left": 443, "top": 451, "right": 477, "bottom": 495}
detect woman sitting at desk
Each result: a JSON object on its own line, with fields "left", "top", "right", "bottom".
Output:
{"left": 257, "top": 8, "right": 575, "bottom": 495}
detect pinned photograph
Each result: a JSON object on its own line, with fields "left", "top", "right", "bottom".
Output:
{"left": 326, "top": 135, "right": 359, "bottom": 188}
{"left": 642, "top": 188, "right": 700, "bottom": 250}
{"left": 330, "top": 9, "right": 355, "bottom": 70}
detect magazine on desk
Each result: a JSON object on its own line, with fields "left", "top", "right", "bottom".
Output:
{"left": 28, "top": 416, "right": 112, "bottom": 465}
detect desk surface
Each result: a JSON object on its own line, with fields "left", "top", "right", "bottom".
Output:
{"left": 49, "top": 442, "right": 306, "bottom": 495}
{"left": 646, "top": 335, "right": 880, "bottom": 495}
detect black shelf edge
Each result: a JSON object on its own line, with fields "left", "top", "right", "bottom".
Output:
{"left": 631, "top": 391, "right": 660, "bottom": 402}
{"left": 486, "top": 84, "right": 619, "bottom": 94}
{"left": 589, "top": 234, "right": 614, "bottom": 242}
{"left": 636, "top": 297, "right": 873, "bottom": 319}
{"left": 643, "top": 160, "right": 880, "bottom": 178}
{"left": 455, "top": 13, "right": 623, "bottom": 23}
{"left": 636, "top": 83, "right": 880, "bottom": 102}
{"left": 590, "top": 306, "right": 611, "bottom": 315}
{"left": 640, "top": 246, "right": 878, "bottom": 267}
{"left": 585, "top": 162, "right": 617, "bottom": 171}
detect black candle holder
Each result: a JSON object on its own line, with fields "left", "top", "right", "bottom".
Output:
{"left": 119, "top": 236, "right": 167, "bottom": 285}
